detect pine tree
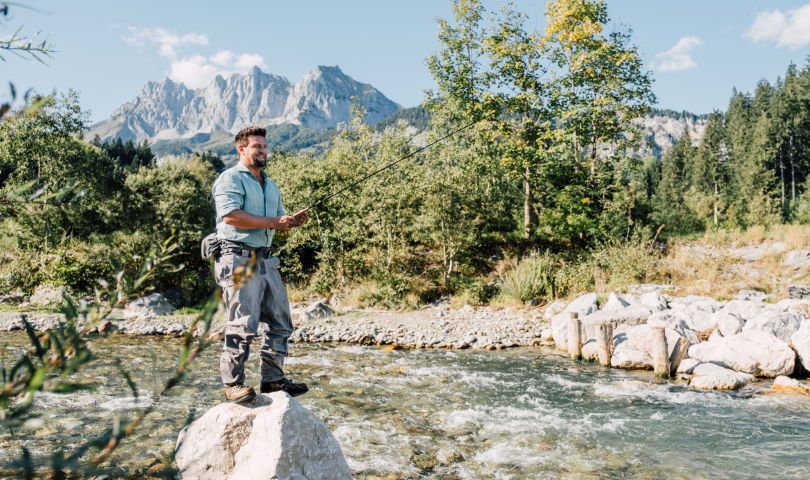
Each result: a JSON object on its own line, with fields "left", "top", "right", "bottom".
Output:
{"left": 686, "top": 112, "right": 731, "bottom": 228}
{"left": 651, "top": 126, "right": 699, "bottom": 234}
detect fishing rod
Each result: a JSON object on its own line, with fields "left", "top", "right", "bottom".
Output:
{"left": 300, "top": 109, "right": 499, "bottom": 213}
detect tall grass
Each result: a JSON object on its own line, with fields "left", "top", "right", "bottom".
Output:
{"left": 499, "top": 252, "right": 559, "bottom": 303}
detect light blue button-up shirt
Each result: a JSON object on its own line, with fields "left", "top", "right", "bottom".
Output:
{"left": 212, "top": 162, "right": 286, "bottom": 248}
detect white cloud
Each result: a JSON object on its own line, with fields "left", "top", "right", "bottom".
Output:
{"left": 168, "top": 56, "right": 219, "bottom": 89}
{"left": 234, "top": 53, "right": 266, "bottom": 71}
{"left": 169, "top": 51, "right": 268, "bottom": 89}
{"left": 746, "top": 4, "right": 810, "bottom": 49}
{"left": 654, "top": 36, "right": 702, "bottom": 73}
{"left": 123, "top": 28, "right": 268, "bottom": 89}
{"left": 210, "top": 50, "right": 234, "bottom": 66}
{"left": 124, "top": 27, "right": 208, "bottom": 58}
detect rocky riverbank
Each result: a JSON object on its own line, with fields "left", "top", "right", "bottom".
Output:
{"left": 4, "top": 285, "right": 810, "bottom": 394}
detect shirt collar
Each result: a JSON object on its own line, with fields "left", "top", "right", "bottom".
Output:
{"left": 236, "top": 161, "right": 267, "bottom": 180}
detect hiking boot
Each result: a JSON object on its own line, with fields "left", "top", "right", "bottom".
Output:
{"left": 224, "top": 384, "right": 256, "bottom": 404}
{"left": 259, "top": 378, "right": 309, "bottom": 397}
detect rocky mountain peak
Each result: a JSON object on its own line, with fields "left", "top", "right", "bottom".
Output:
{"left": 89, "top": 66, "right": 401, "bottom": 142}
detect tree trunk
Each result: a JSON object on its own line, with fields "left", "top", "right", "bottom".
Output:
{"left": 523, "top": 166, "right": 533, "bottom": 239}
{"left": 713, "top": 179, "right": 719, "bottom": 227}
{"left": 790, "top": 135, "right": 796, "bottom": 208}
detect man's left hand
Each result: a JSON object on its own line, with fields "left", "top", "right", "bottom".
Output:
{"left": 290, "top": 209, "right": 310, "bottom": 227}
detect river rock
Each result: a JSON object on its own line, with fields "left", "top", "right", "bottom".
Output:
{"left": 0, "top": 289, "right": 25, "bottom": 304}
{"left": 28, "top": 285, "right": 66, "bottom": 307}
{"left": 543, "top": 300, "right": 567, "bottom": 321}
{"left": 676, "top": 358, "right": 701, "bottom": 374}
{"left": 175, "top": 392, "right": 350, "bottom": 480}
{"left": 771, "top": 298, "right": 810, "bottom": 312}
{"left": 660, "top": 303, "right": 718, "bottom": 332}
{"left": 301, "top": 301, "right": 335, "bottom": 320}
{"left": 669, "top": 295, "right": 723, "bottom": 312}
{"left": 742, "top": 310, "right": 804, "bottom": 343}
{"left": 718, "top": 300, "right": 766, "bottom": 320}
{"left": 603, "top": 292, "right": 631, "bottom": 311}
{"left": 790, "top": 320, "right": 810, "bottom": 370}
{"left": 788, "top": 284, "right": 810, "bottom": 299}
{"left": 646, "top": 311, "right": 701, "bottom": 345}
{"left": 783, "top": 250, "right": 810, "bottom": 270}
{"left": 551, "top": 293, "right": 598, "bottom": 350}
{"left": 582, "top": 305, "right": 652, "bottom": 340}
{"left": 772, "top": 375, "right": 810, "bottom": 394}
{"left": 610, "top": 324, "right": 684, "bottom": 370}
{"left": 124, "top": 293, "right": 175, "bottom": 320}
{"left": 689, "top": 363, "right": 754, "bottom": 390}
{"left": 688, "top": 330, "right": 796, "bottom": 377}
{"left": 638, "top": 292, "right": 668, "bottom": 312}
{"left": 735, "top": 290, "right": 768, "bottom": 302}
{"left": 581, "top": 339, "right": 600, "bottom": 361}
{"left": 714, "top": 311, "right": 744, "bottom": 337}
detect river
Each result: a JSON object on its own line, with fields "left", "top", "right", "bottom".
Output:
{"left": 1, "top": 332, "right": 809, "bottom": 479}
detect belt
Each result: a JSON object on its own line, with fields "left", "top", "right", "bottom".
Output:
{"left": 219, "top": 240, "right": 271, "bottom": 258}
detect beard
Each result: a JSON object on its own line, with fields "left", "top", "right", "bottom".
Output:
{"left": 252, "top": 155, "right": 267, "bottom": 168}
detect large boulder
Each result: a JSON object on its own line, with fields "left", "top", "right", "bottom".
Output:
{"left": 581, "top": 305, "right": 652, "bottom": 340}
{"left": 772, "top": 376, "right": 810, "bottom": 394}
{"left": 714, "top": 311, "right": 744, "bottom": 337}
{"left": 610, "top": 324, "right": 685, "bottom": 370}
{"left": 551, "top": 293, "right": 598, "bottom": 350}
{"left": 689, "top": 363, "right": 754, "bottom": 390}
{"left": 28, "top": 285, "right": 66, "bottom": 307}
{"left": 742, "top": 310, "right": 804, "bottom": 343}
{"left": 124, "top": 293, "right": 175, "bottom": 320}
{"left": 176, "top": 392, "right": 350, "bottom": 480}
{"left": 716, "top": 300, "right": 766, "bottom": 322}
{"left": 602, "top": 292, "right": 631, "bottom": 311}
{"left": 661, "top": 302, "right": 719, "bottom": 332}
{"left": 638, "top": 292, "right": 668, "bottom": 312}
{"left": 646, "top": 311, "right": 701, "bottom": 345}
{"left": 542, "top": 300, "right": 567, "bottom": 321}
{"left": 790, "top": 320, "right": 810, "bottom": 370}
{"left": 300, "top": 301, "right": 335, "bottom": 321}
{"left": 668, "top": 295, "right": 723, "bottom": 312}
{"left": 688, "top": 330, "right": 796, "bottom": 377}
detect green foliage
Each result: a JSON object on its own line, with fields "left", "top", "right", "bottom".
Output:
{"left": 499, "top": 252, "right": 559, "bottom": 303}
{"left": 558, "top": 233, "right": 660, "bottom": 295}
{"left": 0, "top": 238, "right": 217, "bottom": 477}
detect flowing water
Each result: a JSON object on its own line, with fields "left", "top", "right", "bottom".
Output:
{"left": 1, "top": 332, "right": 809, "bottom": 479}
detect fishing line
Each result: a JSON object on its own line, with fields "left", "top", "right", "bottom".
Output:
{"left": 302, "top": 109, "right": 498, "bottom": 212}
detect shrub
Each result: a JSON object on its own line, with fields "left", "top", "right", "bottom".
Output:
{"left": 557, "top": 233, "right": 660, "bottom": 296}
{"left": 499, "top": 252, "right": 559, "bottom": 304}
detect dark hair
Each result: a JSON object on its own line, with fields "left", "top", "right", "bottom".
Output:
{"left": 234, "top": 126, "right": 267, "bottom": 147}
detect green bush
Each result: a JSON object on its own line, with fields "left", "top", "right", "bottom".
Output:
{"left": 499, "top": 252, "right": 559, "bottom": 303}
{"left": 557, "top": 233, "right": 660, "bottom": 296}
{"left": 49, "top": 242, "right": 115, "bottom": 292}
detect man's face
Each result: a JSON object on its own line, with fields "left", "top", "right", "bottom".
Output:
{"left": 240, "top": 135, "right": 268, "bottom": 168}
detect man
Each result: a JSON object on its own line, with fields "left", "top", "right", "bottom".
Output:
{"left": 212, "top": 125, "right": 309, "bottom": 404}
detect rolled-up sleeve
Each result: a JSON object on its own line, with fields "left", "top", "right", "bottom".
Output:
{"left": 212, "top": 173, "right": 244, "bottom": 222}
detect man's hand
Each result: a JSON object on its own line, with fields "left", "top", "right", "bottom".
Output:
{"left": 274, "top": 215, "right": 296, "bottom": 232}
{"left": 274, "top": 210, "right": 308, "bottom": 232}
{"left": 290, "top": 209, "right": 309, "bottom": 227}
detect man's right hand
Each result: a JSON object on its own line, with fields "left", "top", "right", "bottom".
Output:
{"left": 273, "top": 215, "right": 296, "bottom": 232}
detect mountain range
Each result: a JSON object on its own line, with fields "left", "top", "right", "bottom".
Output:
{"left": 88, "top": 65, "right": 401, "bottom": 142}
{"left": 88, "top": 66, "right": 706, "bottom": 160}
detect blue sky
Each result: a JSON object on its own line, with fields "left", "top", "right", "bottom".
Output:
{"left": 4, "top": 1, "right": 810, "bottom": 123}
